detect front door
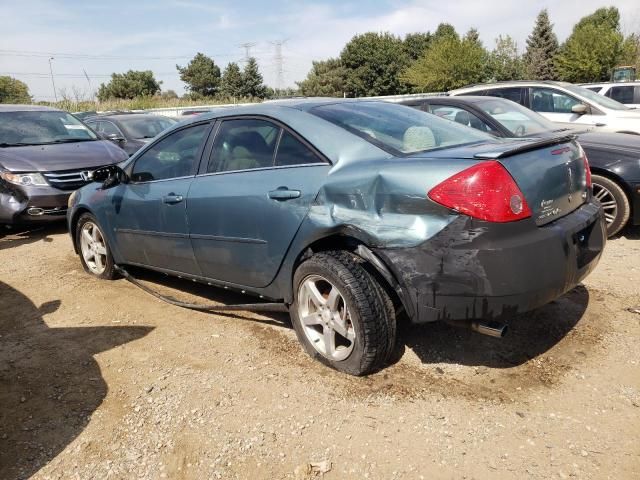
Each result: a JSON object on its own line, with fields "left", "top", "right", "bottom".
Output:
{"left": 187, "top": 118, "right": 330, "bottom": 287}
{"left": 529, "top": 87, "right": 599, "bottom": 128}
{"left": 112, "top": 122, "right": 211, "bottom": 274}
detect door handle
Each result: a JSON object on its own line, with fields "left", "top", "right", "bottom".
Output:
{"left": 162, "top": 194, "right": 184, "bottom": 204}
{"left": 268, "top": 187, "right": 301, "bottom": 200}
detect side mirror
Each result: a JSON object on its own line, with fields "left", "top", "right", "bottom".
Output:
{"left": 571, "top": 104, "right": 588, "bottom": 115}
{"left": 105, "top": 133, "right": 126, "bottom": 146}
{"left": 90, "top": 165, "right": 127, "bottom": 189}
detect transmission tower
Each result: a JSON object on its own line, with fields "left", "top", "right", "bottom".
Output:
{"left": 270, "top": 39, "right": 288, "bottom": 92}
{"left": 238, "top": 42, "right": 256, "bottom": 64}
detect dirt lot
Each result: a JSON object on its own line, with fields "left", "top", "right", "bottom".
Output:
{"left": 1, "top": 223, "right": 639, "bottom": 480}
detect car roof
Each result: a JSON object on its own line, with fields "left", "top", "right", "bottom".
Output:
{"left": 451, "top": 80, "right": 573, "bottom": 94}
{"left": 85, "top": 113, "right": 159, "bottom": 121}
{"left": 400, "top": 95, "right": 489, "bottom": 105}
{"left": 0, "top": 104, "right": 61, "bottom": 113}
{"left": 580, "top": 82, "right": 640, "bottom": 87}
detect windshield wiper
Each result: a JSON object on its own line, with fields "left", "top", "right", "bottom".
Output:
{"left": 0, "top": 142, "right": 40, "bottom": 147}
{"left": 48, "top": 138, "right": 96, "bottom": 144}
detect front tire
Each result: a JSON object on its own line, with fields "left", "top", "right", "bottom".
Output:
{"left": 76, "top": 213, "right": 117, "bottom": 279}
{"left": 290, "top": 251, "right": 395, "bottom": 376}
{"left": 592, "top": 175, "right": 630, "bottom": 237}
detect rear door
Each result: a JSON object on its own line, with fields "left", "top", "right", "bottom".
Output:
{"left": 112, "top": 122, "right": 211, "bottom": 274}
{"left": 187, "top": 117, "right": 330, "bottom": 287}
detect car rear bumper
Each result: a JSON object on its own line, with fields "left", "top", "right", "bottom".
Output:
{"left": 375, "top": 200, "right": 606, "bottom": 323}
{"left": 0, "top": 182, "right": 70, "bottom": 224}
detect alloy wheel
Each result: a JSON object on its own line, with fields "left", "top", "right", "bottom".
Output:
{"left": 593, "top": 183, "right": 618, "bottom": 225}
{"left": 297, "top": 275, "right": 356, "bottom": 361}
{"left": 79, "top": 221, "right": 108, "bottom": 275}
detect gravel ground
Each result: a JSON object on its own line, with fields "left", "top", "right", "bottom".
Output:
{"left": 1, "top": 223, "right": 639, "bottom": 480}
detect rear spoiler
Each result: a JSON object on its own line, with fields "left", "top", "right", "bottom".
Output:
{"left": 474, "top": 135, "right": 576, "bottom": 160}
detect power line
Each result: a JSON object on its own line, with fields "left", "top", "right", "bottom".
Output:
{"left": 238, "top": 42, "right": 257, "bottom": 64}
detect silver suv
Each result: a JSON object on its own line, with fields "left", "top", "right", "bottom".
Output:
{"left": 450, "top": 81, "right": 640, "bottom": 135}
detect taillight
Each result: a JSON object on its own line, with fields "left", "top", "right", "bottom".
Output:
{"left": 428, "top": 160, "right": 532, "bottom": 223}
{"left": 581, "top": 148, "right": 592, "bottom": 188}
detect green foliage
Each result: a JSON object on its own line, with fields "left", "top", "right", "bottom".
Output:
{"left": 220, "top": 62, "right": 244, "bottom": 99}
{"left": 404, "top": 33, "right": 432, "bottom": 61}
{"left": 296, "top": 58, "right": 346, "bottom": 97}
{"left": 523, "top": 9, "right": 559, "bottom": 80}
{"left": 0, "top": 76, "right": 32, "bottom": 103}
{"left": 241, "top": 57, "right": 267, "bottom": 99}
{"left": 620, "top": 33, "right": 640, "bottom": 70}
{"left": 432, "top": 23, "right": 458, "bottom": 42}
{"left": 489, "top": 35, "right": 525, "bottom": 81}
{"left": 401, "top": 31, "right": 489, "bottom": 91}
{"left": 160, "top": 89, "right": 179, "bottom": 100}
{"left": 340, "top": 32, "right": 410, "bottom": 97}
{"left": 176, "top": 52, "right": 221, "bottom": 97}
{"left": 554, "top": 7, "right": 624, "bottom": 82}
{"left": 97, "top": 70, "right": 161, "bottom": 101}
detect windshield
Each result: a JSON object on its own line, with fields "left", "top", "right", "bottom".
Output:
{"left": 475, "top": 98, "right": 558, "bottom": 136}
{"left": 0, "top": 110, "right": 98, "bottom": 147}
{"left": 564, "top": 84, "right": 630, "bottom": 111}
{"left": 310, "top": 101, "right": 492, "bottom": 155}
{"left": 117, "top": 116, "right": 177, "bottom": 139}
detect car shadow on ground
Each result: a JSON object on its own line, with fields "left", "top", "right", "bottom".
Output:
{"left": 0, "top": 281, "right": 153, "bottom": 480}
{"left": 0, "top": 222, "right": 67, "bottom": 250}
{"left": 119, "top": 267, "right": 589, "bottom": 371}
{"left": 618, "top": 224, "right": 640, "bottom": 240}
{"left": 393, "top": 285, "right": 589, "bottom": 369}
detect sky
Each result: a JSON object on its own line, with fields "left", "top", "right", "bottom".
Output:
{"left": 1, "top": 0, "right": 639, "bottom": 101}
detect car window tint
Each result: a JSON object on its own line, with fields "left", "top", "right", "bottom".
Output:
{"left": 531, "top": 88, "right": 581, "bottom": 113}
{"left": 608, "top": 86, "right": 634, "bottom": 104}
{"left": 483, "top": 88, "right": 523, "bottom": 104}
{"left": 100, "top": 121, "right": 121, "bottom": 137}
{"left": 274, "top": 131, "right": 320, "bottom": 166}
{"left": 584, "top": 86, "right": 602, "bottom": 93}
{"left": 208, "top": 119, "right": 279, "bottom": 173}
{"left": 131, "top": 123, "right": 209, "bottom": 182}
{"left": 428, "top": 104, "right": 495, "bottom": 134}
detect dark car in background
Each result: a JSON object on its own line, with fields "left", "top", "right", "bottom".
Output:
{"left": 0, "top": 105, "right": 128, "bottom": 225}
{"left": 85, "top": 113, "right": 177, "bottom": 156}
{"left": 68, "top": 100, "right": 605, "bottom": 375}
{"left": 399, "top": 95, "right": 640, "bottom": 237}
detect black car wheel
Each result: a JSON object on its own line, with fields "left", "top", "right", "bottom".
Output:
{"left": 76, "top": 213, "right": 117, "bottom": 279}
{"left": 290, "top": 251, "right": 395, "bottom": 376}
{"left": 592, "top": 175, "right": 630, "bottom": 237}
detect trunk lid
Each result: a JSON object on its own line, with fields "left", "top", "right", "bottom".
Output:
{"left": 414, "top": 136, "right": 589, "bottom": 226}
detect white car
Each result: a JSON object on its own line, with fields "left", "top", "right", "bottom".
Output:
{"left": 580, "top": 82, "right": 640, "bottom": 108}
{"left": 450, "top": 81, "right": 640, "bottom": 135}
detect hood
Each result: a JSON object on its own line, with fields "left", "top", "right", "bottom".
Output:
{"left": 0, "top": 140, "right": 127, "bottom": 172}
{"left": 611, "top": 109, "right": 640, "bottom": 120}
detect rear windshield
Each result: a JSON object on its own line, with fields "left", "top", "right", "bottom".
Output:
{"left": 310, "top": 102, "right": 492, "bottom": 155}
{"left": 0, "top": 111, "right": 98, "bottom": 147}
{"left": 118, "top": 115, "right": 177, "bottom": 139}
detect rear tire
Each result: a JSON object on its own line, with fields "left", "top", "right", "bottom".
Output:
{"left": 76, "top": 213, "right": 117, "bottom": 280}
{"left": 290, "top": 251, "right": 395, "bottom": 376}
{"left": 592, "top": 175, "right": 630, "bottom": 237}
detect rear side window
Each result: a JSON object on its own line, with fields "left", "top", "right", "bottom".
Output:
{"left": 482, "top": 88, "right": 524, "bottom": 104}
{"left": 530, "top": 88, "right": 581, "bottom": 113}
{"left": 208, "top": 119, "right": 279, "bottom": 173}
{"left": 607, "top": 86, "right": 635, "bottom": 104}
{"left": 427, "top": 104, "right": 495, "bottom": 134}
{"left": 274, "top": 131, "right": 321, "bottom": 166}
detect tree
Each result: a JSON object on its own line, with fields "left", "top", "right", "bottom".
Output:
{"left": 97, "top": 70, "right": 161, "bottom": 100}
{"left": 489, "top": 35, "right": 525, "bottom": 81}
{"left": 523, "top": 9, "right": 559, "bottom": 80}
{"left": 340, "top": 32, "right": 410, "bottom": 97}
{"left": 176, "top": 52, "right": 221, "bottom": 97}
{"left": 220, "top": 62, "right": 244, "bottom": 99}
{"left": 0, "top": 76, "right": 32, "bottom": 103}
{"left": 554, "top": 7, "right": 625, "bottom": 82}
{"left": 159, "top": 89, "right": 179, "bottom": 100}
{"left": 241, "top": 57, "right": 267, "bottom": 98}
{"left": 401, "top": 32, "right": 489, "bottom": 92}
{"left": 620, "top": 33, "right": 640, "bottom": 70}
{"left": 432, "top": 23, "right": 458, "bottom": 42}
{"left": 404, "top": 33, "right": 432, "bottom": 61}
{"left": 297, "top": 58, "right": 346, "bottom": 97}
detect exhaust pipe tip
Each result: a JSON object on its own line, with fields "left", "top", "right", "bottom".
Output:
{"left": 471, "top": 320, "right": 508, "bottom": 338}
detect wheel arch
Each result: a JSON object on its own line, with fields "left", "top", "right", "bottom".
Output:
{"left": 589, "top": 167, "right": 634, "bottom": 205}
{"left": 69, "top": 207, "right": 94, "bottom": 254}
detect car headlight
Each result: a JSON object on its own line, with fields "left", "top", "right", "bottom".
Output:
{"left": 0, "top": 172, "right": 49, "bottom": 187}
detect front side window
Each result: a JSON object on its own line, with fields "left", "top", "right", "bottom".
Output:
{"left": 530, "top": 88, "right": 581, "bottom": 114}
{"left": 208, "top": 119, "right": 279, "bottom": 173}
{"left": 310, "top": 101, "right": 491, "bottom": 156}
{"left": 427, "top": 104, "right": 495, "bottom": 134}
{"left": 475, "top": 98, "right": 558, "bottom": 136}
{"left": 118, "top": 116, "right": 176, "bottom": 140}
{"left": 0, "top": 110, "right": 97, "bottom": 147}
{"left": 131, "top": 123, "right": 209, "bottom": 182}
{"left": 99, "top": 121, "right": 123, "bottom": 137}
